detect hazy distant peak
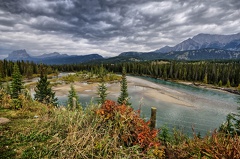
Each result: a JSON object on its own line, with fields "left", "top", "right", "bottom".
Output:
{"left": 5, "top": 49, "right": 104, "bottom": 64}
{"left": 35, "top": 52, "right": 69, "bottom": 58}
{"left": 11, "top": 49, "right": 28, "bottom": 55}
{"left": 6, "top": 49, "right": 31, "bottom": 60}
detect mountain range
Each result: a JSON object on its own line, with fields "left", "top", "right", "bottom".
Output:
{"left": 4, "top": 33, "right": 240, "bottom": 64}
{"left": 5, "top": 49, "right": 104, "bottom": 64}
{"left": 155, "top": 33, "right": 240, "bottom": 53}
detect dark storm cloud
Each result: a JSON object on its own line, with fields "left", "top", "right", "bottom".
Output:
{"left": 0, "top": 0, "right": 239, "bottom": 58}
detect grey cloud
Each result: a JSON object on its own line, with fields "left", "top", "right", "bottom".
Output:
{"left": 0, "top": 19, "right": 16, "bottom": 27}
{"left": 0, "top": 0, "right": 239, "bottom": 58}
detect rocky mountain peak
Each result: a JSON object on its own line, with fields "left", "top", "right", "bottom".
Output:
{"left": 6, "top": 49, "right": 31, "bottom": 60}
{"left": 156, "top": 32, "right": 240, "bottom": 53}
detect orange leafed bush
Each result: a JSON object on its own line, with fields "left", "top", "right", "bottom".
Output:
{"left": 96, "top": 100, "right": 161, "bottom": 151}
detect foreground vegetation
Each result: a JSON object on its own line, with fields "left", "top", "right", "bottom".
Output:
{"left": 1, "top": 95, "right": 240, "bottom": 158}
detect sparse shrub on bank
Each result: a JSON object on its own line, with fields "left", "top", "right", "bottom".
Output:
{"left": 60, "top": 71, "right": 121, "bottom": 84}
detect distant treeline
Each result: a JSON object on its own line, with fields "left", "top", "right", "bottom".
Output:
{"left": 118, "top": 61, "right": 240, "bottom": 87}
{"left": 0, "top": 60, "right": 57, "bottom": 79}
{"left": 1, "top": 59, "right": 240, "bottom": 87}
{"left": 52, "top": 60, "right": 240, "bottom": 87}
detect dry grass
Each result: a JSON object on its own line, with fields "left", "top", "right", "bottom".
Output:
{"left": 0, "top": 98, "right": 159, "bottom": 158}
{"left": 166, "top": 131, "right": 240, "bottom": 159}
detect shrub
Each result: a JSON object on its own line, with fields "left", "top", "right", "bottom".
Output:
{"left": 168, "top": 131, "right": 240, "bottom": 158}
{"left": 96, "top": 100, "right": 161, "bottom": 151}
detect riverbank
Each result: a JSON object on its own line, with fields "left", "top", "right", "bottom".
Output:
{"left": 173, "top": 80, "right": 240, "bottom": 95}
{"left": 52, "top": 76, "right": 193, "bottom": 107}
{"left": 126, "top": 73, "right": 240, "bottom": 96}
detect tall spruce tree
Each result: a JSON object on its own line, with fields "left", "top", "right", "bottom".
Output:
{"left": 203, "top": 73, "right": 208, "bottom": 84}
{"left": 97, "top": 65, "right": 108, "bottom": 104}
{"left": 34, "top": 67, "right": 58, "bottom": 106}
{"left": 97, "top": 81, "right": 108, "bottom": 104}
{"left": 67, "top": 84, "right": 81, "bottom": 110}
{"left": 11, "top": 63, "right": 23, "bottom": 99}
{"left": 226, "top": 79, "right": 231, "bottom": 87}
{"left": 118, "top": 66, "right": 131, "bottom": 105}
{"left": 10, "top": 64, "right": 24, "bottom": 109}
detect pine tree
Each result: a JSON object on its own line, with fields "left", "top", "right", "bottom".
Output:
{"left": 11, "top": 64, "right": 23, "bottom": 99}
{"left": 97, "top": 81, "right": 108, "bottom": 104}
{"left": 98, "top": 64, "right": 105, "bottom": 79}
{"left": 226, "top": 79, "right": 231, "bottom": 87}
{"left": 34, "top": 68, "right": 58, "bottom": 106}
{"left": 97, "top": 65, "right": 108, "bottom": 104}
{"left": 218, "top": 80, "right": 223, "bottom": 87}
{"left": 67, "top": 84, "right": 81, "bottom": 110}
{"left": 203, "top": 73, "right": 208, "bottom": 84}
{"left": 118, "top": 66, "right": 131, "bottom": 105}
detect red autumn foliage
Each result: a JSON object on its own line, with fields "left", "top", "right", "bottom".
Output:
{"left": 96, "top": 100, "right": 160, "bottom": 151}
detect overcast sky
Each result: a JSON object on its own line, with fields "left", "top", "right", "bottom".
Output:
{"left": 0, "top": 0, "right": 240, "bottom": 58}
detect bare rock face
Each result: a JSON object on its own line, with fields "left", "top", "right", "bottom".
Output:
{"left": 0, "top": 117, "right": 10, "bottom": 124}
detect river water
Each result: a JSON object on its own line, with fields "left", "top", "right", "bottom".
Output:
{"left": 131, "top": 76, "right": 239, "bottom": 135}
{"left": 32, "top": 73, "right": 240, "bottom": 136}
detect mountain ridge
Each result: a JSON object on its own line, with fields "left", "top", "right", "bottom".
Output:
{"left": 5, "top": 50, "right": 104, "bottom": 64}
{"left": 5, "top": 33, "right": 240, "bottom": 64}
{"left": 35, "top": 52, "right": 69, "bottom": 59}
{"left": 155, "top": 32, "right": 240, "bottom": 53}
{"left": 115, "top": 49, "right": 240, "bottom": 62}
